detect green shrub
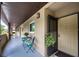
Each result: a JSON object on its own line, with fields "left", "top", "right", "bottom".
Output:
{"left": 0, "top": 24, "right": 6, "bottom": 35}
{"left": 45, "top": 33, "right": 56, "bottom": 47}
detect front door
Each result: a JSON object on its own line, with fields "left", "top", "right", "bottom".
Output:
{"left": 47, "top": 15, "right": 58, "bottom": 56}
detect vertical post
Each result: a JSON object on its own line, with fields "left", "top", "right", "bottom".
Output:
{"left": 0, "top": 14, "right": 1, "bottom": 42}
{"left": 0, "top": 20, "right": 1, "bottom": 35}
{"left": 78, "top": 13, "right": 79, "bottom": 57}
{"left": 0, "top": 3, "right": 1, "bottom": 35}
{"left": 8, "top": 23, "right": 11, "bottom": 40}
{"left": 20, "top": 27, "right": 21, "bottom": 37}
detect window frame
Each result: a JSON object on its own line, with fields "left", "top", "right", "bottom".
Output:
{"left": 29, "top": 21, "right": 35, "bottom": 33}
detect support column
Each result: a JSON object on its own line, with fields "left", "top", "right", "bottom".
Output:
{"left": 78, "top": 13, "right": 79, "bottom": 56}
{"left": 8, "top": 23, "right": 11, "bottom": 40}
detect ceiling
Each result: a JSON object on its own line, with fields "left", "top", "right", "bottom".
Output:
{"left": 47, "top": 2, "right": 79, "bottom": 18}
{"left": 48, "top": 2, "right": 79, "bottom": 12}
{"left": 1, "top": 2, "right": 47, "bottom": 28}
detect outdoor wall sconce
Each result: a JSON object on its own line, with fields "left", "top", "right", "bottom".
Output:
{"left": 36, "top": 12, "right": 40, "bottom": 19}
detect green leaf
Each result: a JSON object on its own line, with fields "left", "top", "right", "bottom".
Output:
{"left": 45, "top": 33, "right": 56, "bottom": 47}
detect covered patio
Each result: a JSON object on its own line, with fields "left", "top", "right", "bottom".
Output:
{"left": 0, "top": 2, "right": 47, "bottom": 57}
{"left": 0, "top": 2, "right": 79, "bottom": 57}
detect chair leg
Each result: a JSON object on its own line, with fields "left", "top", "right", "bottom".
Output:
{"left": 22, "top": 43, "right": 35, "bottom": 53}
{"left": 26, "top": 48, "right": 29, "bottom": 53}
{"left": 23, "top": 43, "right": 30, "bottom": 53}
{"left": 30, "top": 48, "right": 34, "bottom": 52}
{"left": 26, "top": 47, "right": 31, "bottom": 53}
{"left": 26, "top": 47, "right": 34, "bottom": 53}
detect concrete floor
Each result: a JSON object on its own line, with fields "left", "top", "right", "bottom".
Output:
{"left": 2, "top": 36, "right": 42, "bottom": 57}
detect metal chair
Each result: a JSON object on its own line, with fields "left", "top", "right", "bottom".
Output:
{"left": 26, "top": 37, "right": 35, "bottom": 53}
{"left": 22, "top": 36, "right": 35, "bottom": 53}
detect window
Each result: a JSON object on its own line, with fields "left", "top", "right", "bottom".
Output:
{"left": 30, "top": 21, "right": 35, "bottom": 32}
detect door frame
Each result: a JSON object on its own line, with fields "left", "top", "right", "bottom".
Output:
{"left": 78, "top": 12, "right": 79, "bottom": 56}
{"left": 47, "top": 15, "right": 58, "bottom": 56}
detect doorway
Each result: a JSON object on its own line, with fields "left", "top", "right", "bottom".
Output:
{"left": 47, "top": 15, "right": 58, "bottom": 56}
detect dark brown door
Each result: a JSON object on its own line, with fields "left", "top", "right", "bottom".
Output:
{"left": 47, "top": 15, "right": 58, "bottom": 56}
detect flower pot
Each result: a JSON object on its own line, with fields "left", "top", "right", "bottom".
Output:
{"left": 47, "top": 45, "right": 57, "bottom": 56}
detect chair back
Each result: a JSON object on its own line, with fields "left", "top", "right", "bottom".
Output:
{"left": 32, "top": 37, "right": 35, "bottom": 45}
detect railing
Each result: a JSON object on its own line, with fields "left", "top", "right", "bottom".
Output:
{"left": 0, "top": 34, "right": 8, "bottom": 55}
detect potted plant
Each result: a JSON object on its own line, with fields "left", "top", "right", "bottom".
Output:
{"left": 45, "top": 33, "right": 56, "bottom": 56}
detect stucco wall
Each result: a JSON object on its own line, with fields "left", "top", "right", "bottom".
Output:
{"left": 20, "top": 7, "right": 46, "bottom": 56}
{"left": 19, "top": 3, "right": 53, "bottom": 56}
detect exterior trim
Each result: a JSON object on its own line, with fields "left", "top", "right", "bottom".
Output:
{"left": 58, "top": 12, "right": 79, "bottom": 19}
{"left": 78, "top": 13, "right": 79, "bottom": 56}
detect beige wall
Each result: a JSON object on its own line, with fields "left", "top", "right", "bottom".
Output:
{"left": 20, "top": 7, "right": 46, "bottom": 56}
{"left": 19, "top": 3, "right": 53, "bottom": 56}
{"left": 58, "top": 14, "right": 78, "bottom": 56}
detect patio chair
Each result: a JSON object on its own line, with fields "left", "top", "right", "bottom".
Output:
{"left": 26, "top": 37, "right": 35, "bottom": 53}
{"left": 22, "top": 36, "right": 31, "bottom": 50}
{"left": 22, "top": 36, "right": 35, "bottom": 53}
